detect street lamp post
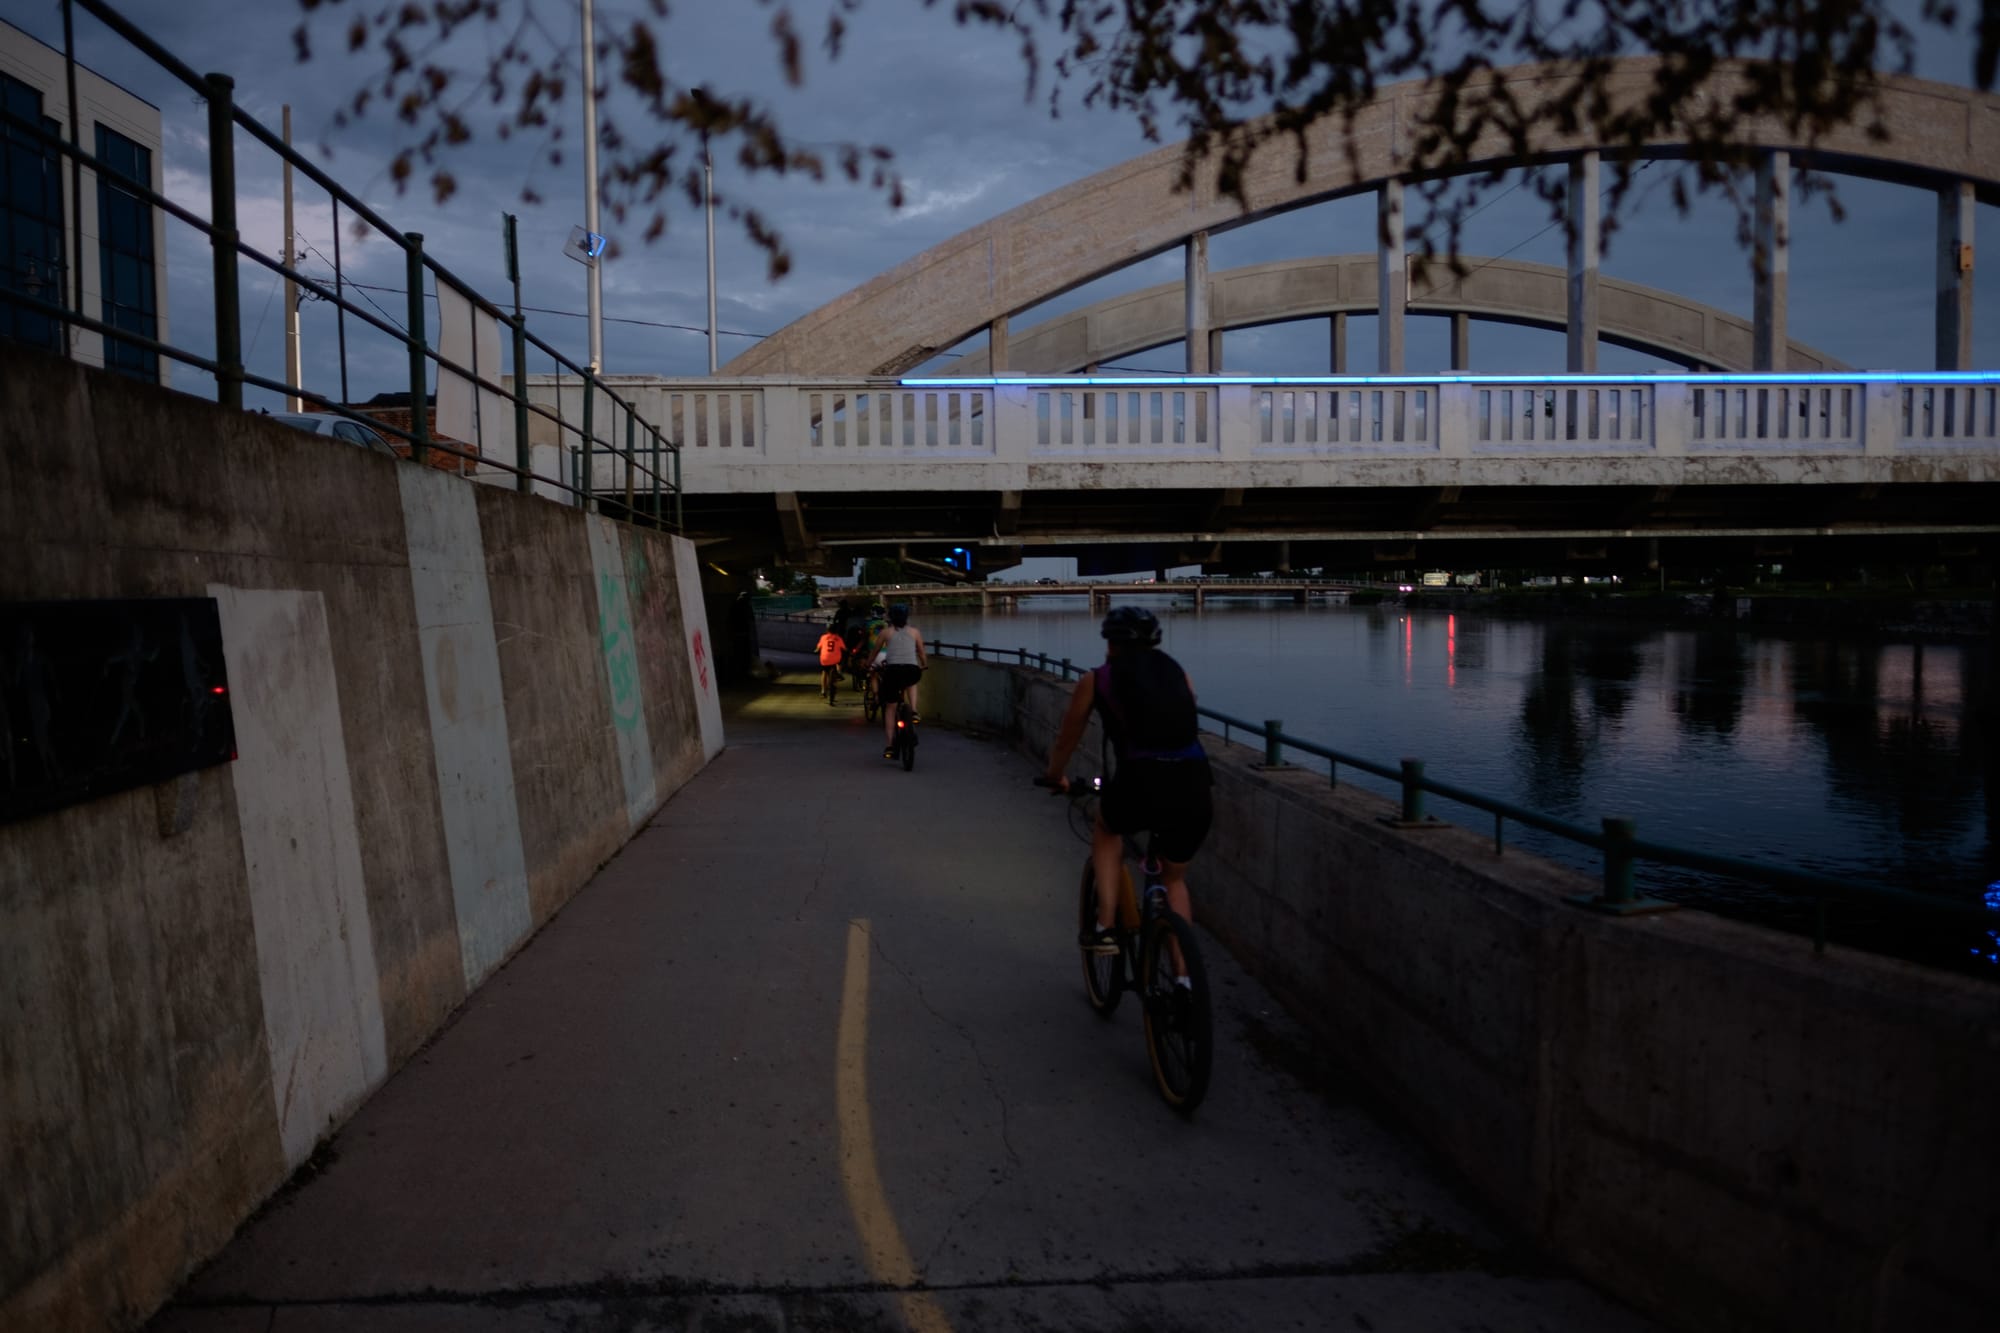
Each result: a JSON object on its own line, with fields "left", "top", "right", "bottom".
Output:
{"left": 580, "top": 0, "right": 604, "bottom": 374}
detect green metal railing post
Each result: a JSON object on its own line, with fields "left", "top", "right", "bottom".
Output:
{"left": 624, "top": 407, "right": 637, "bottom": 515}
{"left": 1061, "top": 657, "right": 1073, "bottom": 680}
{"left": 672, "top": 443, "right": 682, "bottom": 531}
{"left": 1264, "top": 718, "right": 1285, "bottom": 767}
{"left": 204, "top": 73, "right": 243, "bottom": 409}
{"left": 1399, "top": 758, "right": 1426, "bottom": 823}
{"left": 403, "top": 233, "right": 429, "bottom": 464}
{"left": 651, "top": 426, "right": 662, "bottom": 524}
{"left": 1601, "top": 817, "right": 1637, "bottom": 906}
{"left": 512, "top": 316, "right": 531, "bottom": 493}
{"left": 580, "top": 379, "right": 594, "bottom": 512}
{"left": 504, "top": 213, "right": 530, "bottom": 493}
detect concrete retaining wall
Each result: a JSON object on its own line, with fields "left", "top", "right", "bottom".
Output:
{"left": 0, "top": 355, "right": 724, "bottom": 1333}
{"left": 923, "top": 655, "right": 2000, "bottom": 1333}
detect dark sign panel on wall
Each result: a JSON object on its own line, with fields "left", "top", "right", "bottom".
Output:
{"left": 0, "top": 599, "right": 236, "bottom": 825}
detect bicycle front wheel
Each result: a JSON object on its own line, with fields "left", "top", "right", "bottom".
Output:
{"left": 1140, "top": 912, "right": 1213, "bottom": 1114}
{"left": 1078, "top": 859, "right": 1125, "bottom": 1016}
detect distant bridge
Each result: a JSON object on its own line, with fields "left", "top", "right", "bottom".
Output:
{"left": 818, "top": 578, "right": 1388, "bottom": 610}
{"left": 541, "top": 370, "right": 2000, "bottom": 574}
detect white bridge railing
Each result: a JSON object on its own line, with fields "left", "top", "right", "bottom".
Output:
{"left": 527, "top": 374, "right": 2000, "bottom": 494}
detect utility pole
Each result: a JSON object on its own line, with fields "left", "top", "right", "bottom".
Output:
{"left": 282, "top": 105, "right": 301, "bottom": 409}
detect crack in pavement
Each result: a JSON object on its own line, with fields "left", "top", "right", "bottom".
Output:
{"left": 171, "top": 1244, "right": 1527, "bottom": 1313}
{"left": 862, "top": 929, "right": 1023, "bottom": 1275}
{"left": 792, "top": 800, "right": 835, "bottom": 923}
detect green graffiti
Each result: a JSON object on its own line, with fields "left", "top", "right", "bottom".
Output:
{"left": 600, "top": 570, "right": 643, "bottom": 732}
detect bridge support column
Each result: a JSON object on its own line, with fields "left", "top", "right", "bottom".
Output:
{"left": 1185, "top": 231, "right": 1212, "bottom": 374}
{"left": 989, "top": 314, "right": 1009, "bottom": 373}
{"left": 1753, "top": 150, "right": 1789, "bottom": 371}
{"left": 1450, "top": 312, "right": 1471, "bottom": 371}
{"left": 1937, "top": 179, "right": 1974, "bottom": 371}
{"left": 1330, "top": 312, "right": 1347, "bottom": 374}
{"left": 1378, "top": 181, "right": 1406, "bottom": 373}
{"left": 1567, "top": 151, "right": 1600, "bottom": 372}
{"left": 1195, "top": 586, "right": 1205, "bottom": 612}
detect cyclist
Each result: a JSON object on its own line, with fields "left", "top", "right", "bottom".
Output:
{"left": 1043, "top": 606, "right": 1211, "bottom": 957}
{"left": 874, "top": 603, "right": 927, "bottom": 758}
{"left": 814, "top": 620, "right": 848, "bottom": 703}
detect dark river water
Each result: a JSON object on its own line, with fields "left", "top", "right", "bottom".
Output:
{"left": 912, "top": 598, "right": 1999, "bottom": 975}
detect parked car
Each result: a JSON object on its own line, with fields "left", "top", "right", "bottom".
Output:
{"left": 262, "top": 410, "right": 398, "bottom": 458}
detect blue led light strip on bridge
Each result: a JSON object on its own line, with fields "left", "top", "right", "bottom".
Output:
{"left": 900, "top": 371, "right": 2000, "bottom": 388}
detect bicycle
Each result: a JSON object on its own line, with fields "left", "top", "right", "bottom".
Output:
{"left": 819, "top": 662, "right": 841, "bottom": 706}
{"left": 861, "top": 667, "right": 881, "bottom": 724}
{"left": 1035, "top": 774, "right": 1213, "bottom": 1114}
{"left": 888, "top": 681, "right": 919, "bottom": 771}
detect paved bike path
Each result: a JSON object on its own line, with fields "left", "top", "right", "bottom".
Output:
{"left": 150, "top": 667, "right": 1651, "bottom": 1332}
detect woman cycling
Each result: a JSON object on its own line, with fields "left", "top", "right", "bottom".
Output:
{"left": 874, "top": 604, "right": 927, "bottom": 759}
{"left": 1043, "top": 606, "right": 1211, "bottom": 954}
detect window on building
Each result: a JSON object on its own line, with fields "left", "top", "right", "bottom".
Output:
{"left": 96, "top": 123, "right": 157, "bottom": 381}
{"left": 1, "top": 73, "right": 65, "bottom": 354}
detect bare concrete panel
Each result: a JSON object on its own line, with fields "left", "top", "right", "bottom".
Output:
{"left": 620, "top": 529, "right": 710, "bottom": 804}
{"left": 396, "top": 468, "right": 532, "bottom": 990}
{"left": 209, "top": 586, "right": 387, "bottom": 1171}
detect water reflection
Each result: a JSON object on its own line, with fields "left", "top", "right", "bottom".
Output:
{"left": 916, "top": 601, "right": 1995, "bottom": 971}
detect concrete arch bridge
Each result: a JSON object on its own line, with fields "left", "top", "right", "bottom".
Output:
{"left": 549, "top": 59, "right": 2000, "bottom": 574}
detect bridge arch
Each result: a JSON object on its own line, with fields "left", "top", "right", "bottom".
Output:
{"left": 722, "top": 60, "right": 1998, "bottom": 377}
{"left": 939, "top": 254, "right": 1848, "bottom": 375}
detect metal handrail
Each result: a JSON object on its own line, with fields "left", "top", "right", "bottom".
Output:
{"left": 4, "top": 0, "right": 682, "bottom": 528}
{"left": 927, "top": 639, "right": 1998, "bottom": 946}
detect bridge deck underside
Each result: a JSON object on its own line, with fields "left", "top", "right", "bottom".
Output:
{"left": 674, "top": 482, "right": 1999, "bottom": 572}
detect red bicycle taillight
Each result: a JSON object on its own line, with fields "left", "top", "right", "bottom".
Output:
{"left": 896, "top": 719, "right": 905, "bottom": 729}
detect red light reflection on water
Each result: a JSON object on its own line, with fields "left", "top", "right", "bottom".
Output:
{"left": 1447, "top": 614, "right": 1456, "bottom": 688}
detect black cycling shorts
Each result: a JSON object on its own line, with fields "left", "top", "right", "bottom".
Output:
{"left": 878, "top": 663, "right": 923, "bottom": 707}
{"left": 1101, "top": 756, "right": 1213, "bottom": 862}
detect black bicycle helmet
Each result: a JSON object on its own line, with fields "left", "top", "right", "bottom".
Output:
{"left": 1100, "top": 605, "right": 1161, "bottom": 646}
{"left": 888, "top": 603, "right": 910, "bottom": 627}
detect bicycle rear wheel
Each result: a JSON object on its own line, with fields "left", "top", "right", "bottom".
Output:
{"left": 864, "top": 679, "right": 880, "bottom": 723}
{"left": 1078, "top": 859, "right": 1125, "bottom": 1015}
{"left": 900, "top": 710, "right": 916, "bottom": 770}
{"left": 1139, "top": 912, "right": 1213, "bottom": 1114}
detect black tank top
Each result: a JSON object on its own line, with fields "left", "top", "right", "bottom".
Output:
{"left": 1091, "top": 650, "right": 1205, "bottom": 762}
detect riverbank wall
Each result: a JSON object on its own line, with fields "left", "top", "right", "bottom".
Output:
{"left": 923, "top": 654, "right": 2000, "bottom": 1333}
{"left": 1, "top": 355, "right": 725, "bottom": 1332}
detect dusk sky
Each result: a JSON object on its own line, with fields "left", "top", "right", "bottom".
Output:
{"left": 12, "top": 2, "right": 2000, "bottom": 406}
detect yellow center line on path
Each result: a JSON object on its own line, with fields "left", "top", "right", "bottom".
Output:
{"left": 836, "top": 919, "right": 955, "bottom": 1333}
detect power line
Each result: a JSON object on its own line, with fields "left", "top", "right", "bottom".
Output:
{"left": 321, "top": 275, "right": 773, "bottom": 341}
{"left": 294, "top": 235, "right": 410, "bottom": 337}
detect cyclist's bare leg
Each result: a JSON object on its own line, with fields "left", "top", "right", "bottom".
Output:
{"left": 905, "top": 679, "right": 920, "bottom": 718}
{"left": 1159, "top": 858, "right": 1193, "bottom": 977}
{"left": 1090, "top": 811, "right": 1123, "bottom": 932}
{"left": 883, "top": 684, "right": 905, "bottom": 749}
